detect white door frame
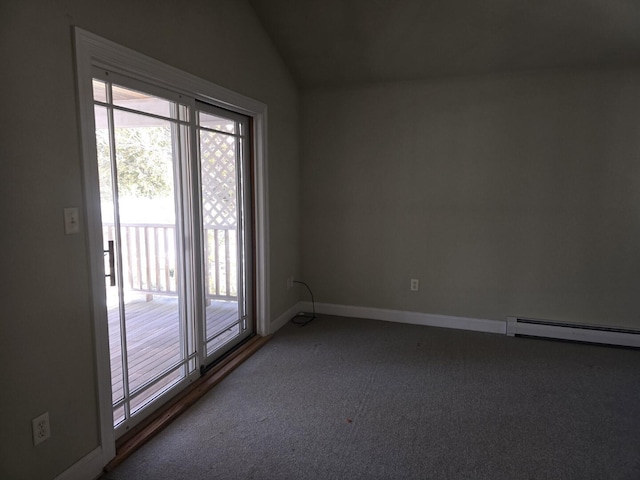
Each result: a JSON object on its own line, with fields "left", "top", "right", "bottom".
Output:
{"left": 73, "top": 27, "right": 270, "bottom": 464}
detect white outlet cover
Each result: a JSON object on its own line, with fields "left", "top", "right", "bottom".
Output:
{"left": 32, "top": 411, "right": 51, "bottom": 446}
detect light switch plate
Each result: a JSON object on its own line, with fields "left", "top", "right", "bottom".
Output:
{"left": 64, "top": 207, "right": 80, "bottom": 234}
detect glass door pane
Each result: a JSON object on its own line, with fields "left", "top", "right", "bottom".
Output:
{"left": 93, "top": 77, "right": 194, "bottom": 433}
{"left": 197, "top": 105, "right": 253, "bottom": 362}
{"left": 113, "top": 110, "right": 181, "bottom": 413}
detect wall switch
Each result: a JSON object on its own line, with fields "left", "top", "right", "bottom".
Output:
{"left": 32, "top": 412, "right": 51, "bottom": 446}
{"left": 64, "top": 207, "right": 80, "bottom": 235}
{"left": 410, "top": 279, "right": 419, "bottom": 291}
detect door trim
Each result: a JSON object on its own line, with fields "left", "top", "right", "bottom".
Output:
{"left": 73, "top": 27, "right": 270, "bottom": 465}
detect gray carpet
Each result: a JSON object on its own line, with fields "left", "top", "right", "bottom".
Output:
{"left": 101, "top": 315, "right": 640, "bottom": 480}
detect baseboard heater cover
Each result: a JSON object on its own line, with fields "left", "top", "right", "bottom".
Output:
{"left": 506, "top": 316, "right": 640, "bottom": 348}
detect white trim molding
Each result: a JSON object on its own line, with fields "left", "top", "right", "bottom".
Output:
{"left": 270, "top": 302, "right": 304, "bottom": 333}
{"left": 270, "top": 303, "right": 640, "bottom": 349}
{"left": 53, "top": 446, "right": 104, "bottom": 480}
{"left": 303, "top": 302, "right": 507, "bottom": 335}
{"left": 73, "top": 26, "right": 270, "bottom": 471}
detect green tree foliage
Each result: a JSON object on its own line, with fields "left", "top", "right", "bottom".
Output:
{"left": 96, "top": 126, "right": 173, "bottom": 200}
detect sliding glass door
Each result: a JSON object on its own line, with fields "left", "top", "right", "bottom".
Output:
{"left": 92, "top": 70, "right": 254, "bottom": 436}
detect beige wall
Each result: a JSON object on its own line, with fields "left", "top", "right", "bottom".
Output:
{"left": 0, "top": 1, "right": 299, "bottom": 478}
{"left": 3, "top": 1, "right": 638, "bottom": 477}
{"left": 302, "top": 69, "right": 640, "bottom": 328}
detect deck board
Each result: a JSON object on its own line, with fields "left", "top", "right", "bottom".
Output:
{"left": 108, "top": 296, "right": 239, "bottom": 408}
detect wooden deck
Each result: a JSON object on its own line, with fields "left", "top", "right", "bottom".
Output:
{"left": 107, "top": 294, "right": 239, "bottom": 417}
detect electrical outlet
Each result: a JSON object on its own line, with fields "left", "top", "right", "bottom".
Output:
{"left": 410, "top": 279, "right": 419, "bottom": 291}
{"left": 287, "top": 276, "right": 294, "bottom": 289}
{"left": 32, "top": 412, "right": 51, "bottom": 446}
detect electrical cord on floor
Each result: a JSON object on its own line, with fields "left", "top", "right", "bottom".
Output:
{"left": 291, "top": 280, "right": 316, "bottom": 326}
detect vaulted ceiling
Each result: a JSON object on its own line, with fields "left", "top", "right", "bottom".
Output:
{"left": 248, "top": 0, "right": 640, "bottom": 88}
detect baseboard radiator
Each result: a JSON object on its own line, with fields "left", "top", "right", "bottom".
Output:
{"left": 506, "top": 316, "right": 640, "bottom": 348}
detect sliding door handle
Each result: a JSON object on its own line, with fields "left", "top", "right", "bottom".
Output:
{"left": 104, "top": 240, "right": 116, "bottom": 287}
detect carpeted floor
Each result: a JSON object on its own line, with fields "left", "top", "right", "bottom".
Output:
{"left": 101, "top": 315, "right": 640, "bottom": 480}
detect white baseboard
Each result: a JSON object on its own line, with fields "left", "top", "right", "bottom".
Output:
{"left": 54, "top": 446, "right": 105, "bottom": 480}
{"left": 269, "top": 302, "right": 304, "bottom": 334}
{"left": 271, "top": 302, "right": 639, "bottom": 348}
{"left": 302, "top": 302, "right": 506, "bottom": 335}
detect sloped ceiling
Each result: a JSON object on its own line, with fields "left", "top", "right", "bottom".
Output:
{"left": 248, "top": 0, "right": 640, "bottom": 88}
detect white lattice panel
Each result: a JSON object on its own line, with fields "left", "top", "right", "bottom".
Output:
{"left": 200, "top": 131, "right": 237, "bottom": 228}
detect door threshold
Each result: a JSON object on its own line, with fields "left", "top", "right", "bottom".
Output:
{"left": 104, "top": 334, "right": 272, "bottom": 472}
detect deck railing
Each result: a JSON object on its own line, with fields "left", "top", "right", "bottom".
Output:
{"left": 103, "top": 223, "right": 237, "bottom": 300}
